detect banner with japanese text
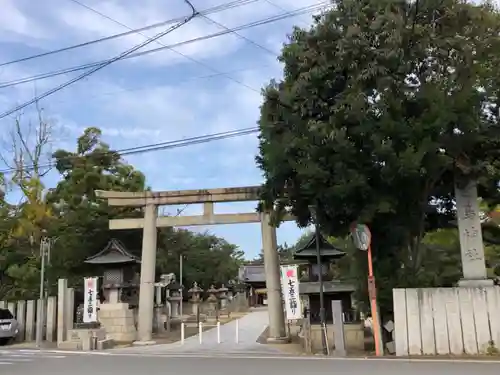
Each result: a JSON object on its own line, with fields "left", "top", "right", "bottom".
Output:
{"left": 280, "top": 265, "right": 302, "bottom": 320}
{"left": 83, "top": 277, "right": 98, "bottom": 323}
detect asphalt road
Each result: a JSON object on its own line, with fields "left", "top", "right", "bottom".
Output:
{"left": 2, "top": 352, "right": 500, "bottom": 375}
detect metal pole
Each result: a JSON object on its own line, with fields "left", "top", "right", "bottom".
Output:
{"left": 179, "top": 254, "right": 183, "bottom": 320}
{"left": 367, "top": 245, "right": 383, "bottom": 356}
{"left": 235, "top": 319, "right": 239, "bottom": 343}
{"left": 217, "top": 321, "right": 221, "bottom": 344}
{"left": 315, "top": 223, "right": 328, "bottom": 355}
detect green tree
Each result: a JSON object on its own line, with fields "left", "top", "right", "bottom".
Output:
{"left": 44, "top": 127, "right": 147, "bottom": 290}
{"left": 156, "top": 228, "right": 244, "bottom": 289}
{"left": 257, "top": 0, "right": 500, "bottom": 314}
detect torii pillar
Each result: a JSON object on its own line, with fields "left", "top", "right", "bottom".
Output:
{"left": 136, "top": 203, "right": 158, "bottom": 344}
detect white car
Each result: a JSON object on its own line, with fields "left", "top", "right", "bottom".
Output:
{"left": 0, "top": 308, "right": 19, "bottom": 345}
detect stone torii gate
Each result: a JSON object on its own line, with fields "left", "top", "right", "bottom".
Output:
{"left": 95, "top": 186, "right": 292, "bottom": 344}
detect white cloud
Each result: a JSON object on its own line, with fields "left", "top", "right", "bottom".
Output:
{"left": 0, "top": 0, "right": 50, "bottom": 41}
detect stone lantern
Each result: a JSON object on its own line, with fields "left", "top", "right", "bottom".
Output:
{"left": 166, "top": 279, "right": 182, "bottom": 320}
{"left": 83, "top": 239, "right": 139, "bottom": 342}
{"left": 188, "top": 282, "right": 203, "bottom": 319}
{"left": 206, "top": 285, "right": 218, "bottom": 319}
{"left": 217, "top": 284, "right": 229, "bottom": 310}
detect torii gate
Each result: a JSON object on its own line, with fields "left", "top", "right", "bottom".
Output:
{"left": 95, "top": 186, "right": 293, "bottom": 344}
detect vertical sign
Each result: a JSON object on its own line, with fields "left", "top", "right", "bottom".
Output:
{"left": 455, "top": 181, "right": 487, "bottom": 280}
{"left": 83, "top": 277, "right": 98, "bottom": 323}
{"left": 280, "top": 265, "right": 302, "bottom": 320}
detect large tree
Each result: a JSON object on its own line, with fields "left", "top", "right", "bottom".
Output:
{"left": 257, "top": 0, "right": 500, "bottom": 312}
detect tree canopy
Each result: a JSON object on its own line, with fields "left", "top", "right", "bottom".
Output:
{"left": 257, "top": 0, "right": 500, "bottom": 313}
{"left": 0, "top": 126, "right": 243, "bottom": 300}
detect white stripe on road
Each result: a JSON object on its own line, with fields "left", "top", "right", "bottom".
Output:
{"left": 18, "top": 349, "right": 110, "bottom": 355}
{"left": 0, "top": 362, "right": 13, "bottom": 365}
{"left": 7, "top": 354, "right": 66, "bottom": 358}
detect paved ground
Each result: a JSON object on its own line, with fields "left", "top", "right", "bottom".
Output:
{"left": 112, "top": 309, "right": 284, "bottom": 356}
{"left": 0, "top": 349, "right": 72, "bottom": 367}
{"left": 2, "top": 352, "right": 500, "bottom": 375}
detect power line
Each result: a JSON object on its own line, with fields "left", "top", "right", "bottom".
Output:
{"left": 66, "top": 0, "right": 260, "bottom": 94}
{"left": 0, "top": 0, "right": 198, "bottom": 120}
{"left": 0, "top": 0, "right": 256, "bottom": 68}
{"left": 0, "top": 127, "right": 259, "bottom": 175}
{"left": 0, "top": 3, "right": 327, "bottom": 90}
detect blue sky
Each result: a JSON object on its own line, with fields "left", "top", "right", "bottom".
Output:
{"left": 0, "top": 0, "right": 324, "bottom": 259}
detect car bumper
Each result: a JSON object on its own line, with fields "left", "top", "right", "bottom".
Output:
{"left": 0, "top": 326, "right": 18, "bottom": 338}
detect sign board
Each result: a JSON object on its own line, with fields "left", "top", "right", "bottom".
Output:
{"left": 83, "top": 277, "right": 98, "bottom": 323}
{"left": 350, "top": 223, "right": 371, "bottom": 251}
{"left": 280, "top": 265, "right": 302, "bottom": 320}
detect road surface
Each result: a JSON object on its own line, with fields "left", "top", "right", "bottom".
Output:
{"left": 1, "top": 350, "right": 500, "bottom": 375}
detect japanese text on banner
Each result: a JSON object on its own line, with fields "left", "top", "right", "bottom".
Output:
{"left": 83, "top": 277, "right": 98, "bottom": 323}
{"left": 280, "top": 265, "right": 302, "bottom": 320}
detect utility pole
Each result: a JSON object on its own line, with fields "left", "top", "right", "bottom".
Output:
{"left": 36, "top": 236, "right": 50, "bottom": 348}
{"left": 315, "top": 223, "right": 328, "bottom": 355}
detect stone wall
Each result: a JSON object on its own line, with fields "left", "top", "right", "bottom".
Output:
{"left": 393, "top": 287, "right": 500, "bottom": 356}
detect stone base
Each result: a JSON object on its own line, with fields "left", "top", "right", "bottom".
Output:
{"left": 332, "top": 349, "right": 347, "bottom": 357}
{"left": 98, "top": 303, "right": 137, "bottom": 342}
{"left": 132, "top": 340, "right": 157, "bottom": 346}
{"left": 266, "top": 336, "right": 290, "bottom": 344}
{"left": 97, "top": 339, "right": 115, "bottom": 350}
{"left": 58, "top": 341, "right": 81, "bottom": 350}
{"left": 458, "top": 278, "right": 495, "bottom": 287}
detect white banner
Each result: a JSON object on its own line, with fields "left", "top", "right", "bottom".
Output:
{"left": 280, "top": 265, "right": 302, "bottom": 320}
{"left": 83, "top": 277, "right": 98, "bottom": 323}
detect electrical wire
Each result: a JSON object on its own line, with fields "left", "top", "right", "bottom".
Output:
{"left": 66, "top": 0, "right": 263, "bottom": 95}
{"left": 0, "top": 2, "right": 328, "bottom": 176}
{"left": 0, "top": 127, "right": 259, "bottom": 175}
{"left": 0, "top": 0, "right": 198, "bottom": 120}
{"left": 0, "top": 0, "right": 257, "bottom": 68}
{"left": 0, "top": 3, "right": 327, "bottom": 90}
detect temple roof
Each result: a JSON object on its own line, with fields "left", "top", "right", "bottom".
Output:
{"left": 293, "top": 232, "right": 346, "bottom": 260}
{"left": 84, "top": 239, "right": 141, "bottom": 265}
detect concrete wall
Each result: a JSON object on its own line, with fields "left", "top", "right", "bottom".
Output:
{"left": 0, "top": 297, "right": 58, "bottom": 343}
{"left": 393, "top": 287, "right": 500, "bottom": 356}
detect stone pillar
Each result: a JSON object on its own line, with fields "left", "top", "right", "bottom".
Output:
{"left": 65, "top": 288, "right": 75, "bottom": 332}
{"left": 455, "top": 181, "right": 493, "bottom": 286}
{"left": 154, "top": 286, "right": 165, "bottom": 333}
{"left": 260, "top": 211, "right": 287, "bottom": 342}
{"left": 25, "top": 300, "right": 36, "bottom": 341}
{"left": 36, "top": 299, "right": 45, "bottom": 342}
{"left": 57, "top": 278, "right": 68, "bottom": 344}
{"left": 108, "top": 289, "right": 120, "bottom": 304}
{"left": 7, "top": 302, "right": 16, "bottom": 317}
{"left": 46, "top": 296, "right": 57, "bottom": 342}
{"left": 15, "top": 300, "right": 26, "bottom": 341}
{"left": 137, "top": 203, "right": 158, "bottom": 343}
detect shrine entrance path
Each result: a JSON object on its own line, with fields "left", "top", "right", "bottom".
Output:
{"left": 111, "top": 309, "right": 285, "bottom": 356}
